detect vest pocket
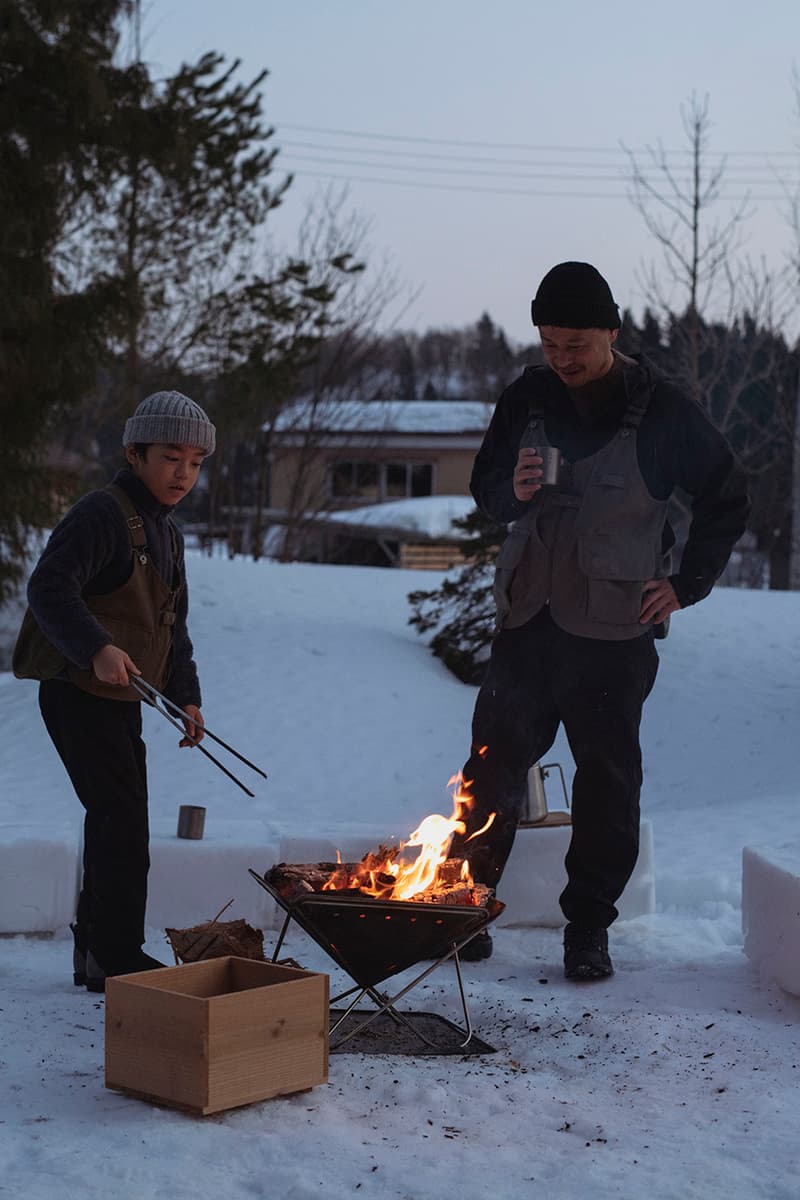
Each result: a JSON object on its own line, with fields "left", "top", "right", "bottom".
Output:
{"left": 578, "top": 534, "right": 656, "bottom": 581}
{"left": 583, "top": 578, "right": 643, "bottom": 624}
{"left": 93, "top": 617, "right": 155, "bottom": 667}
{"left": 578, "top": 535, "right": 657, "bottom": 625}
{"left": 493, "top": 528, "right": 530, "bottom": 625}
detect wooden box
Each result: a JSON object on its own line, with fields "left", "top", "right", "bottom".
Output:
{"left": 105, "top": 956, "right": 328, "bottom": 1115}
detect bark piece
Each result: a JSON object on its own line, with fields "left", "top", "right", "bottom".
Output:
{"left": 165, "top": 917, "right": 265, "bottom": 964}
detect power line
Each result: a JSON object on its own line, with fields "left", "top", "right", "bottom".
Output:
{"left": 279, "top": 151, "right": 795, "bottom": 193}
{"left": 282, "top": 167, "right": 783, "bottom": 202}
{"left": 276, "top": 121, "right": 799, "bottom": 159}
{"left": 279, "top": 139, "right": 800, "bottom": 179}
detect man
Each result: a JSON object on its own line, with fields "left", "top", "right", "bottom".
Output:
{"left": 14, "top": 391, "right": 214, "bottom": 992}
{"left": 450, "top": 262, "right": 749, "bottom": 978}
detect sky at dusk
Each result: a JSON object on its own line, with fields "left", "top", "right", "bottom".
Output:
{"left": 139, "top": 0, "right": 800, "bottom": 345}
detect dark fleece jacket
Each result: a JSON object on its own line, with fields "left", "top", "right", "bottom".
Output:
{"left": 26, "top": 467, "right": 201, "bottom": 708}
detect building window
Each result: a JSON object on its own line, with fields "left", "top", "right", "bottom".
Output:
{"left": 331, "top": 462, "right": 354, "bottom": 497}
{"left": 385, "top": 463, "right": 408, "bottom": 498}
{"left": 354, "top": 462, "right": 379, "bottom": 500}
{"left": 330, "top": 461, "right": 434, "bottom": 502}
{"left": 410, "top": 464, "right": 433, "bottom": 497}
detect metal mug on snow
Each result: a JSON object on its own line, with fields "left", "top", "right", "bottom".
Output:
{"left": 177, "top": 804, "right": 206, "bottom": 839}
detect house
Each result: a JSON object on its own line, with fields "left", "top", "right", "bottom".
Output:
{"left": 264, "top": 398, "right": 493, "bottom": 567}
{"left": 269, "top": 398, "right": 492, "bottom": 506}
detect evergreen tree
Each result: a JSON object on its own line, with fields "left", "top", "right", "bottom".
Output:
{"left": 0, "top": 0, "right": 130, "bottom": 602}
{"left": 408, "top": 508, "right": 507, "bottom": 683}
{"left": 65, "top": 45, "right": 293, "bottom": 443}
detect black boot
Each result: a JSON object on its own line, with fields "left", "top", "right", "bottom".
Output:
{"left": 85, "top": 949, "right": 167, "bottom": 994}
{"left": 458, "top": 930, "right": 493, "bottom": 961}
{"left": 71, "top": 923, "right": 87, "bottom": 987}
{"left": 563, "top": 924, "right": 613, "bottom": 981}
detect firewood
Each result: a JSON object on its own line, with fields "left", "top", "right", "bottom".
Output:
{"left": 265, "top": 860, "right": 495, "bottom": 909}
{"left": 165, "top": 917, "right": 265, "bottom": 964}
{"left": 265, "top": 862, "right": 341, "bottom": 900}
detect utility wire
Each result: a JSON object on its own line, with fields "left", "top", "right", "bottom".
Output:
{"left": 280, "top": 150, "right": 796, "bottom": 189}
{"left": 279, "top": 138, "right": 800, "bottom": 179}
{"left": 282, "top": 167, "right": 781, "bottom": 202}
{"left": 276, "top": 122, "right": 800, "bottom": 159}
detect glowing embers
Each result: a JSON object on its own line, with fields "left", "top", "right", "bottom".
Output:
{"left": 319, "top": 765, "right": 496, "bottom": 905}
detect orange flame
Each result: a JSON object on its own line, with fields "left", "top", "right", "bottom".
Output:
{"left": 321, "top": 766, "right": 495, "bottom": 902}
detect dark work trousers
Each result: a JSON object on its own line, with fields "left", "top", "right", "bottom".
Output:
{"left": 39, "top": 680, "right": 149, "bottom": 969}
{"left": 449, "top": 608, "right": 659, "bottom": 929}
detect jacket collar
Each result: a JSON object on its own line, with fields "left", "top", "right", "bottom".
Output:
{"left": 111, "top": 467, "right": 175, "bottom": 519}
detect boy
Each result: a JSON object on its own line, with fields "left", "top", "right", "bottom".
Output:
{"left": 15, "top": 391, "right": 215, "bottom": 992}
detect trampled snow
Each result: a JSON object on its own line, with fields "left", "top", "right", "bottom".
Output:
{"left": 1, "top": 552, "right": 799, "bottom": 1200}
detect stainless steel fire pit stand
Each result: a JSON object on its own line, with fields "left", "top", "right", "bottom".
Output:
{"left": 249, "top": 869, "right": 501, "bottom": 1053}
{"left": 323, "top": 930, "right": 477, "bottom": 1050}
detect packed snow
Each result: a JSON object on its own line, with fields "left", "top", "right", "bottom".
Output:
{"left": 1, "top": 551, "right": 799, "bottom": 1200}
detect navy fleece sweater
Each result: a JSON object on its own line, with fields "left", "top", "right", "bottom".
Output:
{"left": 27, "top": 468, "right": 201, "bottom": 708}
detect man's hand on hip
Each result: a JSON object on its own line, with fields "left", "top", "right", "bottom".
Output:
{"left": 640, "top": 579, "right": 681, "bottom": 625}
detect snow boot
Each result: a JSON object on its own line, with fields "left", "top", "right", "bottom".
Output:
{"left": 85, "top": 949, "right": 167, "bottom": 994}
{"left": 459, "top": 930, "right": 493, "bottom": 961}
{"left": 563, "top": 924, "right": 613, "bottom": 981}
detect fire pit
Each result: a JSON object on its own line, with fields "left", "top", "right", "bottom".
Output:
{"left": 249, "top": 862, "right": 503, "bottom": 1054}
{"left": 250, "top": 768, "right": 504, "bottom": 1053}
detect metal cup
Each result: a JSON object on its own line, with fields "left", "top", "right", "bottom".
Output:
{"left": 522, "top": 762, "right": 549, "bottom": 824}
{"left": 536, "top": 447, "right": 562, "bottom": 487}
{"left": 177, "top": 805, "right": 206, "bottom": 839}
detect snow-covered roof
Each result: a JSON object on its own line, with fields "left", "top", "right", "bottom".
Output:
{"left": 271, "top": 399, "right": 493, "bottom": 436}
{"left": 322, "top": 495, "right": 477, "bottom": 539}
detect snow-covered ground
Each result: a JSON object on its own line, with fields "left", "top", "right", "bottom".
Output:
{"left": 1, "top": 552, "right": 799, "bottom": 1200}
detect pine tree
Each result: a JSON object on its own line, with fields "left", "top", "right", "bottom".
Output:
{"left": 408, "top": 508, "right": 507, "bottom": 683}
{"left": 0, "top": 0, "right": 130, "bottom": 602}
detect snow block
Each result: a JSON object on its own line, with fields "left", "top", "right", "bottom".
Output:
{"left": 0, "top": 819, "right": 656, "bottom": 937}
{"left": 742, "top": 844, "right": 800, "bottom": 997}
{"left": 147, "top": 819, "right": 280, "bottom": 935}
{"left": 496, "top": 819, "right": 655, "bottom": 927}
{"left": 0, "top": 825, "right": 79, "bottom": 934}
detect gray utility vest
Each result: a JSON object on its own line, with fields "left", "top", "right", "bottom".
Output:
{"left": 13, "top": 484, "right": 181, "bottom": 700}
{"left": 493, "top": 371, "right": 671, "bottom": 640}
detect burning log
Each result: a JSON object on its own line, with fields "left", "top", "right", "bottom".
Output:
{"left": 265, "top": 860, "right": 494, "bottom": 909}
{"left": 265, "top": 862, "right": 349, "bottom": 903}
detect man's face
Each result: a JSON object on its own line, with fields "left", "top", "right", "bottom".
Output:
{"left": 125, "top": 442, "right": 206, "bottom": 506}
{"left": 539, "top": 326, "right": 618, "bottom": 387}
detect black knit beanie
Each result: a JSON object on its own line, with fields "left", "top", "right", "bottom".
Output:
{"left": 530, "top": 261, "right": 621, "bottom": 330}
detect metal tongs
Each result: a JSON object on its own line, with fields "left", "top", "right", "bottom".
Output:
{"left": 130, "top": 676, "right": 267, "bottom": 798}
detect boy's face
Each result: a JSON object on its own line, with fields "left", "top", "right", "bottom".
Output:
{"left": 125, "top": 443, "right": 206, "bottom": 506}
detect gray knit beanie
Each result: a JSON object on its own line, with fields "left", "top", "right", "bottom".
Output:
{"left": 122, "top": 391, "right": 216, "bottom": 455}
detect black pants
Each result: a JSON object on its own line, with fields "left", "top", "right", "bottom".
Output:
{"left": 450, "top": 609, "right": 659, "bottom": 928}
{"left": 39, "top": 680, "right": 150, "bottom": 968}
